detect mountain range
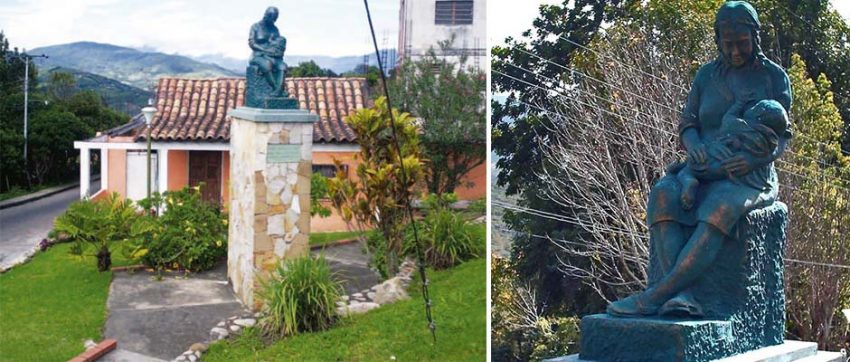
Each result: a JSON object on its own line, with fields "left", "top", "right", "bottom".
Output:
{"left": 27, "top": 41, "right": 395, "bottom": 115}
{"left": 192, "top": 50, "right": 398, "bottom": 75}
{"left": 30, "top": 42, "right": 240, "bottom": 91}
{"left": 38, "top": 66, "right": 153, "bottom": 116}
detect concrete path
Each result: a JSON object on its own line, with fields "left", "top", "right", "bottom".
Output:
{"left": 0, "top": 179, "right": 100, "bottom": 271}
{"left": 102, "top": 262, "right": 247, "bottom": 361}
{"left": 312, "top": 240, "right": 382, "bottom": 294}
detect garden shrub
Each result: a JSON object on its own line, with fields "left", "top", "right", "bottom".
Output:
{"left": 53, "top": 193, "right": 147, "bottom": 271}
{"left": 132, "top": 187, "right": 228, "bottom": 272}
{"left": 405, "top": 204, "right": 483, "bottom": 269}
{"left": 257, "top": 255, "right": 343, "bottom": 341}
{"left": 367, "top": 202, "right": 483, "bottom": 278}
{"left": 311, "top": 173, "right": 331, "bottom": 218}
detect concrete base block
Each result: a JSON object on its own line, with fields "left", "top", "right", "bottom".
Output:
{"left": 578, "top": 314, "right": 734, "bottom": 361}
{"left": 546, "top": 340, "right": 846, "bottom": 362}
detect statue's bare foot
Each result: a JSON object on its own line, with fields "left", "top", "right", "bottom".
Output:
{"left": 607, "top": 292, "right": 662, "bottom": 317}
{"left": 681, "top": 179, "right": 698, "bottom": 210}
{"left": 659, "top": 291, "right": 704, "bottom": 318}
{"left": 271, "top": 88, "right": 286, "bottom": 97}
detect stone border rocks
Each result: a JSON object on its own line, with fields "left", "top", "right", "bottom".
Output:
{"left": 335, "top": 258, "right": 416, "bottom": 316}
{"left": 174, "top": 258, "right": 419, "bottom": 361}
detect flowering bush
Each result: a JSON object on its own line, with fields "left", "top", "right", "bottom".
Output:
{"left": 130, "top": 186, "right": 228, "bottom": 272}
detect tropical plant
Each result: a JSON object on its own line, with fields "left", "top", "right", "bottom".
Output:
{"left": 328, "top": 96, "right": 424, "bottom": 275}
{"left": 53, "top": 193, "right": 147, "bottom": 271}
{"left": 256, "top": 255, "right": 343, "bottom": 341}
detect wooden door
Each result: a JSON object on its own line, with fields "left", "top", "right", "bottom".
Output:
{"left": 189, "top": 151, "right": 222, "bottom": 205}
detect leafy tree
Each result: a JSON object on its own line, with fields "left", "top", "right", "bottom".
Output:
{"left": 491, "top": 0, "right": 637, "bottom": 313}
{"left": 327, "top": 97, "right": 423, "bottom": 275}
{"left": 27, "top": 108, "right": 90, "bottom": 184}
{"left": 780, "top": 54, "right": 850, "bottom": 350}
{"left": 391, "top": 44, "right": 485, "bottom": 196}
{"left": 344, "top": 64, "right": 381, "bottom": 88}
{"left": 47, "top": 71, "right": 76, "bottom": 101}
{"left": 286, "top": 60, "right": 337, "bottom": 78}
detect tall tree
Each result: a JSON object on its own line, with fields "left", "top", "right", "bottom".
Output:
{"left": 391, "top": 44, "right": 485, "bottom": 196}
{"left": 491, "top": 0, "right": 638, "bottom": 311}
{"left": 286, "top": 60, "right": 337, "bottom": 78}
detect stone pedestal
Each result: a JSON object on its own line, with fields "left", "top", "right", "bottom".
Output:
{"left": 226, "top": 107, "right": 317, "bottom": 308}
{"left": 580, "top": 202, "right": 789, "bottom": 361}
{"left": 548, "top": 340, "right": 845, "bottom": 362}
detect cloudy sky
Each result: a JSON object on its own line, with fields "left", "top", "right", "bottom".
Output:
{"left": 0, "top": 0, "right": 400, "bottom": 58}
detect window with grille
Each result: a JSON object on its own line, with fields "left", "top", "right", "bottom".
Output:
{"left": 313, "top": 164, "right": 347, "bottom": 178}
{"left": 435, "top": 1, "right": 473, "bottom": 25}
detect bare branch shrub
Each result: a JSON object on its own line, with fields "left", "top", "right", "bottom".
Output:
{"left": 534, "top": 25, "right": 712, "bottom": 301}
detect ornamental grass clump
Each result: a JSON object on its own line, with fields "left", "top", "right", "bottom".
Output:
{"left": 257, "top": 256, "right": 343, "bottom": 342}
{"left": 407, "top": 204, "right": 483, "bottom": 269}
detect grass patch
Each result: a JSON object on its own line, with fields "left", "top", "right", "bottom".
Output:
{"left": 0, "top": 243, "right": 128, "bottom": 361}
{"left": 204, "top": 258, "right": 486, "bottom": 361}
{"left": 309, "top": 230, "right": 362, "bottom": 247}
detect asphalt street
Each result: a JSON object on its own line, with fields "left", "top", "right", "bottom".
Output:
{"left": 0, "top": 179, "right": 100, "bottom": 271}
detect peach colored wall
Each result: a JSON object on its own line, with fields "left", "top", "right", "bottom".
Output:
{"left": 221, "top": 152, "right": 230, "bottom": 211}
{"left": 312, "top": 151, "right": 359, "bottom": 181}
{"left": 311, "top": 201, "right": 352, "bottom": 233}
{"left": 310, "top": 151, "right": 358, "bottom": 232}
{"left": 107, "top": 149, "right": 126, "bottom": 198}
{"left": 453, "top": 162, "right": 487, "bottom": 200}
{"left": 168, "top": 150, "right": 189, "bottom": 191}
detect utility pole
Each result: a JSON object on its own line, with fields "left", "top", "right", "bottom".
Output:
{"left": 13, "top": 53, "right": 49, "bottom": 188}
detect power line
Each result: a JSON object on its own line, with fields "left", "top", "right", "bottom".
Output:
{"left": 495, "top": 67, "right": 850, "bottom": 189}
{"left": 494, "top": 203, "right": 850, "bottom": 271}
{"left": 362, "top": 0, "right": 435, "bottom": 343}
{"left": 552, "top": 33, "right": 850, "bottom": 158}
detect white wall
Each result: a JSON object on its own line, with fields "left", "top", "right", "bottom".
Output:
{"left": 125, "top": 150, "right": 158, "bottom": 201}
{"left": 399, "top": 0, "right": 487, "bottom": 71}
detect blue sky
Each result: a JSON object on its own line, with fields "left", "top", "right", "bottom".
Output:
{"left": 0, "top": 0, "right": 399, "bottom": 58}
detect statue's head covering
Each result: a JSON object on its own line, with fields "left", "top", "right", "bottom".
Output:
{"left": 263, "top": 6, "right": 279, "bottom": 22}
{"left": 714, "top": 1, "right": 765, "bottom": 67}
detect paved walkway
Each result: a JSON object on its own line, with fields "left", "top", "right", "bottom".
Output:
{"left": 101, "top": 262, "right": 247, "bottom": 361}
{"left": 0, "top": 179, "right": 100, "bottom": 271}
{"left": 313, "top": 240, "right": 382, "bottom": 294}
{"left": 96, "top": 241, "right": 380, "bottom": 361}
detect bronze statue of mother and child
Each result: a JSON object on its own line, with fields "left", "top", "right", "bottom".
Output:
{"left": 608, "top": 0, "right": 791, "bottom": 318}
{"left": 577, "top": 1, "right": 794, "bottom": 361}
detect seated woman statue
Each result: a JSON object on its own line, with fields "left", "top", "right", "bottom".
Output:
{"left": 249, "top": 6, "right": 287, "bottom": 97}
{"left": 607, "top": 0, "right": 792, "bottom": 318}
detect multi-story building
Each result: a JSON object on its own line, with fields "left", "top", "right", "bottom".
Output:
{"left": 397, "top": 0, "right": 487, "bottom": 71}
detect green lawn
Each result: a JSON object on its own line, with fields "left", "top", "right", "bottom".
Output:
{"left": 0, "top": 243, "right": 127, "bottom": 361}
{"left": 309, "top": 230, "right": 362, "bottom": 247}
{"left": 204, "top": 258, "right": 486, "bottom": 361}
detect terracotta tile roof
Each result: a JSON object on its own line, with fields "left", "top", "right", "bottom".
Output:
{"left": 136, "top": 77, "right": 369, "bottom": 143}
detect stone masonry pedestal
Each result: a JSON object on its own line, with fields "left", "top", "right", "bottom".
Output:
{"left": 226, "top": 107, "right": 317, "bottom": 308}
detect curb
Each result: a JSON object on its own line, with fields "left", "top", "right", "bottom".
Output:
{"left": 0, "top": 176, "right": 100, "bottom": 210}
{"left": 309, "top": 238, "right": 360, "bottom": 251}
{"left": 69, "top": 339, "right": 117, "bottom": 362}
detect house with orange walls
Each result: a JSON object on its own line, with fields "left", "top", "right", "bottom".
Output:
{"left": 74, "top": 76, "right": 485, "bottom": 232}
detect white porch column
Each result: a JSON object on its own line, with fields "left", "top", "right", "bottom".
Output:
{"left": 158, "top": 149, "right": 169, "bottom": 193}
{"left": 80, "top": 147, "right": 90, "bottom": 199}
{"left": 100, "top": 148, "right": 108, "bottom": 192}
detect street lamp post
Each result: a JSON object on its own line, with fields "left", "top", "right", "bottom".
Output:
{"left": 141, "top": 103, "right": 157, "bottom": 214}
